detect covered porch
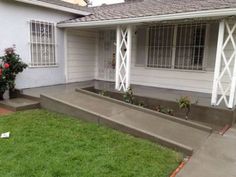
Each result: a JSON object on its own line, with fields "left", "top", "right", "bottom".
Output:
{"left": 23, "top": 80, "right": 236, "bottom": 130}
{"left": 61, "top": 17, "right": 236, "bottom": 109}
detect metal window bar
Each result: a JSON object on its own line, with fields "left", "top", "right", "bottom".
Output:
{"left": 175, "top": 23, "right": 206, "bottom": 70}
{"left": 147, "top": 22, "right": 206, "bottom": 70}
{"left": 147, "top": 24, "right": 174, "bottom": 68}
{"left": 30, "top": 20, "right": 56, "bottom": 67}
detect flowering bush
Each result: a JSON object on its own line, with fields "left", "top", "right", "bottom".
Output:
{"left": 0, "top": 46, "right": 27, "bottom": 100}
{"left": 0, "top": 63, "right": 9, "bottom": 96}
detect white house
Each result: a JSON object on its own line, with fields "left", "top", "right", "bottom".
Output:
{"left": 1, "top": 0, "right": 236, "bottom": 109}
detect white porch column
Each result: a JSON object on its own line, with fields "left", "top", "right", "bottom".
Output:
{"left": 115, "top": 25, "right": 132, "bottom": 91}
{"left": 211, "top": 20, "right": 225, "bottom": 106}
{"left": 211, "top": 19, "right": 236, "bottom": 108}
{"left": 115, "top": 26, "right": 121, "bottom": 90}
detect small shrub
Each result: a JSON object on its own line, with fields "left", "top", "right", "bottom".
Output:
{"left": 123, "top": 87, "right": 135, "bottom": 104}
{"left": 156, "top": 105, "right": 174, "bottom": 116}
{"left": 0, "top": 54, "right": 11, "bottom": 99}
{"left": 137, "top": 101, "right": 144, "bottom": 107}
{"left": 99, "top": 90, "right": 107, "bottom": 96}
{"left": 178, "top": 96, "right": 191, "bottom": 120}
{"left": 0, "top": 46, "right": 27, "bottom": 90}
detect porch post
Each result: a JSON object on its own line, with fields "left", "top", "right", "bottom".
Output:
{"left": 126, "top": 25, "right": 132, "bottom": 90}
{"left": 115, "top": 25, "right": 132, "bottom": 92}
{"left": 228, "top": 23, "right": 236, "bottom": 107}
{"left": 211, "top": 20, "right": 225, "bottom": 106}
{"left": 211, "top": 19, "right": 236, "bottom": 108}
{"left": 115, "top": 26, "right": 121, "bottom": 90}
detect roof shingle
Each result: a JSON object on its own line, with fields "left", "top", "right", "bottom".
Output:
{"left": 61, "top": 0, "right": 236, "bottom": 23}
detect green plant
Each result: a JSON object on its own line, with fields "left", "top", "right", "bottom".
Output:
{"left": 0, "top": 61, "right": 11, "bottom": 100}
{"left": 99, "top": 90, "right": 107, "bottom": 96}
{"left": 0, "top": 46, "right": 28, "bottom": 91}
{"left": 137, "top": 101, "right": 144, "bottom": 107}
{"left": 178, "top": 96, "right": 191, "bottom": 120}
{"left": 123, "top": 87, "right": 135, "bottom": 104}
{"left": 156, "top": 105, "right": 174, "bottom": 116}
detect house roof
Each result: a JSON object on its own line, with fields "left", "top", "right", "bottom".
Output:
{"left": 58, "top": 0, "right": 236, "bottom": 26}
{"left": 15, "top": 0, "right": 91, "bottom": 15}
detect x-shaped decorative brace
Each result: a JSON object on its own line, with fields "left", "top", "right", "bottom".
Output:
{"left": 115, "top": 25, "right": 132, "bottom": 92}
{"left": 212, "top": 20, "right": 236, "bottom": 108}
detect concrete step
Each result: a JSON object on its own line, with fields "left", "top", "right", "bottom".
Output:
{"left": 40, "top": 91, "right": 212, "bottom": 155}
{"left": 0, "top": 98, "right": 40, "bottom": 112}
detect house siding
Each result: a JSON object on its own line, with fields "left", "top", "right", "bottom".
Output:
{"left": 130, "top": 23, "right": 219, "bottom": 94}
{"left": 0, "top": 0, "right": 76, "bottom": 89}
{"left": 95, "top": 23, "right": 221, "bottom": 94}
{"left": 66, "top": 29, "right": 97, "bottom": 83}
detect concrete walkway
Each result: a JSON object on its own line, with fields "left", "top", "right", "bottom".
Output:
{"left": 39, "top": 89, "right": 211, "bottom": 155}
{"left": 177, "top": 124, "right": 236, "bottom": 177}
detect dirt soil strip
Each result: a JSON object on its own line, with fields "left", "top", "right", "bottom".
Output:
{"left": 219, "top": 124, "right": 231, "bottom": 136}
{"left": 170, "top": 157, "right": 191, "bottom": 177}
{"left": 0, "top": 107, "right": 13, "bottom": 116}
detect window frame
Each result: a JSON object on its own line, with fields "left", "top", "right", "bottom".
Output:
{"left": 144, "top": 22, "right": 209, "bottom": 72}
{"left": 29, "top": 20, "right": 58, "bottom": 68}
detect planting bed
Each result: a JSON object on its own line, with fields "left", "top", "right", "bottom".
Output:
{"left": 83, "top": 87, "right": 235, "bottom": 130}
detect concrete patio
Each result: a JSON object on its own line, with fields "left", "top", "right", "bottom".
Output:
{"left": 23, "top": 80, "right": 213, "bottom": 107}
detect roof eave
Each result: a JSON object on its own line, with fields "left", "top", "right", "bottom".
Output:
{"left": 15, "top": 0, "right": 91, "bottom": 16}
{"left": 57, "top": 8, "right": 236, "bottom": 28}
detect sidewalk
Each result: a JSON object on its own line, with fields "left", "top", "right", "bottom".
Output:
{"left": 177, "top": 125, "right": 236, "bottom": 177}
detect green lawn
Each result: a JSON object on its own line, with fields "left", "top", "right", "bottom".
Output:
{"left": 0, "top": 109, "right": 182, "bottom": 177}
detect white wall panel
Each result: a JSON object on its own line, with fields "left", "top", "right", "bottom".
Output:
{"left": 66, "top": 29, "right": 97, "bottom": 82}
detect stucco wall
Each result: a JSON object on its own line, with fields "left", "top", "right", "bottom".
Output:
{"left": 0, "top": 0, "right": 76, "bottom": 89}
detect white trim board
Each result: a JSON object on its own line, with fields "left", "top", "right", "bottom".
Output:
{"left": 58, "top": 8, "right": 236, "bottom": 28}
{"left": 15, "top": 0, "right": 91, "bottom": 15}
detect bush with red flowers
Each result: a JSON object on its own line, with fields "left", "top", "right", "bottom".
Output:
{"left": 0, "top": 62, "right": 10, "bottom": 100}
{"left": 0, "top": 46, "right": 27, "bottom": 100}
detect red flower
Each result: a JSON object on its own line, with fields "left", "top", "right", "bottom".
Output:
{"left": 4, "top": 63, "right": 10, "bottom": 69}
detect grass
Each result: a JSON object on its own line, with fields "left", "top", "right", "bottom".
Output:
{"left": 0, "top": 109, "right": 182, "bottom": 177}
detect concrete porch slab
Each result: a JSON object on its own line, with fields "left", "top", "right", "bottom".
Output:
{"left": 22, "top": 81, "right": 94, "bottom": 98}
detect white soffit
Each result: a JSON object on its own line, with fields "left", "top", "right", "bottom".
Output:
{"left": 15, "top": 0, "right": 91, "bottom": 15}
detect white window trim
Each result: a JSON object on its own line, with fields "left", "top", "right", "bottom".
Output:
{"left": 29, "top": 20, "right": 58, "bottom": 68}
{"left": 203, "top": 24, "right": 210, "bottom": 69}
{"left": 144, "top": 23, "right": 209, "bottom": 72}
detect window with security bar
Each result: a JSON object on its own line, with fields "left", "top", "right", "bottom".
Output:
{"left": 147, "top": 23, "right": 207, "bottom": 70}
{"left": 30, "top": 20, "right": 56, "bottom": 67}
